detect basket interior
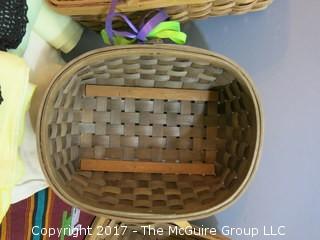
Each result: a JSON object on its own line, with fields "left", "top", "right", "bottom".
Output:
{"left": 41, "top": 49, "right": 258, "bottom": 218}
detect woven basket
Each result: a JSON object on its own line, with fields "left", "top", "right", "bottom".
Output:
{"left": 86, "top": 217, "right": 229, "bottom": 240}
{"left": 38, "top": 45, "right": 263, "bottom": 222}
{"left": 47, "top": 0, "right": 273, "bottom": 30}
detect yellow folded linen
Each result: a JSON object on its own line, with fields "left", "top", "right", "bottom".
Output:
{"left": 0, "top": 52, "right": 35, "bottom": 222}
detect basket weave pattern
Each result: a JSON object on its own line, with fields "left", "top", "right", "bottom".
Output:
{"left": 48, "top": 0, "right": 273, "bottom": 30}
{"left": 38, "top": 45, "right": 261, "bottom": 221}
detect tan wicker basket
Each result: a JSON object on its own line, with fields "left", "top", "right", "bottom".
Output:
{"left": 47, "top": 0, "right": 273, "bottom": 30}
{"left": 86, "top": 217, "right": 229, "bottom": 240}
{"left": 37, "top": 45, "right": 263, "bottom": 222}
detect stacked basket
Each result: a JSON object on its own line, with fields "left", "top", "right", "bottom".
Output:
{"left": 47, "top": 0, "right": 273, "bottom": 30}
{"left": 38, "top": 45, "right": 263, "bottom": 225}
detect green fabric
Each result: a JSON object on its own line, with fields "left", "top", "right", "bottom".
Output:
{"left": 60, "top": 211, "right": 72, "bottom": 240}
{"left": 148, "top": 21, "right": 187, "bottom": 44}
{"left": 9, "top": 0, "right": 83, "bottom": 55}
{"left": 101, "top": 21, "right": 187, "bottom": 45}
{"left": 101, "top": 30, "right": 135, "bottom": 45}
{"left": 34, "top": 2, "right": 83, "bottom": 53}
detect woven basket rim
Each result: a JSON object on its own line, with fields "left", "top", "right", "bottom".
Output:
{"left": 48, "top": 0, "right": 219, "bottom": 12}
{"left": 47, "top": 0, "right": 273, "bottom": 16}
{"left": 37, "top": 44, "right": 263, "bottom": 222}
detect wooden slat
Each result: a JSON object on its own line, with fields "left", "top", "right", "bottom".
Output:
{"left": 80, "top": 159, "right": 215, "bottom": 175}
{"left": 85, "top": 85, "right": 217, "bottom": 101}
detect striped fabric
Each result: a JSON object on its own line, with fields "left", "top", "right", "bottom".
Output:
{"left": 0, "top": 188, "right": 95, "bottom": 240}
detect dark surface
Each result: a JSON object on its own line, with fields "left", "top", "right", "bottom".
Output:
{"left": 61, "top": 28, "right": 105, "bottom": 62}
{"left": 0, "top": 0, "right": 28, "bottom": 51}
{"left": 0, "top": 85, "right": 3, "bottom": 105}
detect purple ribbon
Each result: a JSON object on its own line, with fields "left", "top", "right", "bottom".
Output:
{"left": 105, "top": 0, "right": 169, "bottom": 44}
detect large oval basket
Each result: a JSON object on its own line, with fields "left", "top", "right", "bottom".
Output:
{"left": 38, "top": 45, "right": 263, "bottom": 222}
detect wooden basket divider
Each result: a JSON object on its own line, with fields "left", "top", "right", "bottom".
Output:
{"left": 37, "top": 44, "right": 263, "bottom": 223}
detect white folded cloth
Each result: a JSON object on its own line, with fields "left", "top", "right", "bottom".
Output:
{"left": 8, "top": 0, "right": 82, "bottom": 205}
{"left": 11, "top": 31, "right": 65, "bottom": 203}
{"left": 12, "top": 114, "right": 47, "bottom": 203}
